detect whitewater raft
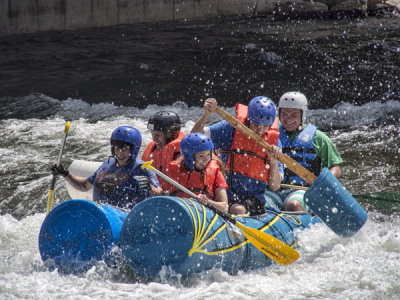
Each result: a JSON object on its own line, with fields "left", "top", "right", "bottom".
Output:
{"left": 39, "top": 196, "right": 320, "bottom": 278}
{"left": 39, "top": 160, "right": 368, "bottom": 278}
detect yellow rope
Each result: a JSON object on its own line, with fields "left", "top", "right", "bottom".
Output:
{"left": 284, "top": 214, "right": 302, "bottom": 226}
{"left": 183, "top": 198, "right": 252, "bottom": 256}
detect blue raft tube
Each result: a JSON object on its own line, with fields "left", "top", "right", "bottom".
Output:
{"left": 38, "top": 196, "right": 318, "bottom": 277}
{"left": 38, "top": 199, "right": 128, "bottom": 273}
{"left": 119, "top": 196, "right": 321, "bottom": 279}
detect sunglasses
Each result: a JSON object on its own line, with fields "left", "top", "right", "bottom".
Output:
{"left": 112, "top": 141, "right": 132, "bottom": 152}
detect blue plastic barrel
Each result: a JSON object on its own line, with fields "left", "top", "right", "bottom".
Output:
{"left": 304, "top": 168, "right": 368, "bottom": 237}
{"left": 39, "top": 199, "right": 128, "bottom": 273}
{"left": 119, "top": 196, "right": 319, "bottom": 279}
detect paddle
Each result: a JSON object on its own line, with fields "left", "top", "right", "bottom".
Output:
{"left": 280, "top": 184, "right": 400, "bottom": 212}
{"left": 215, "top": 107, "right": 317, "bottom": 184}
{"left": 142, "top": 161, "right": 300, "bottom": 265}
{"left": 214, "top": 106, "right": 368, "bottom": 237}
{"left": 350, "top": 192, "right": 400, "bottom": 212}
{"left": 46, "top": 121, "right": 71, "bottom": 215}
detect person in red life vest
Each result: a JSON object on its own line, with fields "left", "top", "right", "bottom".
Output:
{"left": 165, "top": 132, "right": 229, "bottom": 213}
{"left": 191, "top": 97, "right": 283, "bottom": 216}
{"left": 141, "top": 111, "right": 186, "bottom": 189}
{"left": 51, "top": 126, "right": 163, "bottom": 210}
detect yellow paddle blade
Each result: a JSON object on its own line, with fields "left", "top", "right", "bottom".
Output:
{"left": 235, "top": 221, "right": 300, "bottom": 265}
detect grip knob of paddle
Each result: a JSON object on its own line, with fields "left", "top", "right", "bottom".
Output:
{"left": 142, "top": 161, "right": 155, "bottom": 171}
{"left": 64, "top": 121, "right": 71, "bottom": 134}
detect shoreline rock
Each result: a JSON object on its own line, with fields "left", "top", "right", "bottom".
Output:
{"left": 270, "top": 0, "right": 400, "bottom": 20}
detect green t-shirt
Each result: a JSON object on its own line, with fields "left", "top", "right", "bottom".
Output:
{"left": 286, "top": 125, "right": 343, "bottom": 169}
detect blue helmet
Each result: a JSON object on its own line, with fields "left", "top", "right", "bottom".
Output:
{"left": 180, "top": 133, "right": 214, "bottom": 169}
{"left": 110, "top": 126, "right": 142, "bottom": 159}
{"left": 248, "top": 96, "right": 276, "bottom": 126}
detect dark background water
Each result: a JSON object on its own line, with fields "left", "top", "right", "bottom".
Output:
{"left": 0, "top": 15, "right": 399, "bottom": 113}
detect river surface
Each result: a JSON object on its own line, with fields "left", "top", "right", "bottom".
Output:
{"left": 0, "top": 15, "right": 400, "bottom": 299}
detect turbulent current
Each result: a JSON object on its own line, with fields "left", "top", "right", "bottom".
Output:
{"left": 0, "top": 15, "right": 399, "bottom": 300}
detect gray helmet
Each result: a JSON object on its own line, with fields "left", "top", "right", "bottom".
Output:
{"left": 147, "top": 111, "right": 181, "bottom": 142}
{"left": 278, "top": 92, "right": 308, "bottom": 123}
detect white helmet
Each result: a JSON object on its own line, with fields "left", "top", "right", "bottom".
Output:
{"left": 278, "top": 91, "right": 308, "bottom": 123}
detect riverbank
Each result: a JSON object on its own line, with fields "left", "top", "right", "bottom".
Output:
{"left": 1, "top": 0, "right": 399, "bottom": 36}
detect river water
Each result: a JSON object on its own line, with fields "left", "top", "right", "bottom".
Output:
{"left": 0, "top": 15, "right": 400, "bottom": 299}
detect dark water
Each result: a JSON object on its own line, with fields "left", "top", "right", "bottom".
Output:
{"left": 1, "top": 15, "right": 399, "bottom": 114}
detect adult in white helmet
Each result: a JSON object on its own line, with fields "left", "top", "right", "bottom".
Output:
{"left": 265, "top": 91, "right": 343, "bottom": 212}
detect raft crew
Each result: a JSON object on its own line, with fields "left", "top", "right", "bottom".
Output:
{"left": 191, "top": 97, "right": 283, "bottom": 216}
{"left": 265, "top": 91, "right": 343, "bottom": 211}
{"left": 51, "top": 126, "right": 162, "bottom": 210}
{"left": 141, "top": 111, "right": 185, "bottom": 189}
{"left": 165, "top": 132, "right": 229, "bottom": 213}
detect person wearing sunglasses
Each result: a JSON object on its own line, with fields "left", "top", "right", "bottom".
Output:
{"left": 51, "top": 126, "right": 162, "bottom": 210}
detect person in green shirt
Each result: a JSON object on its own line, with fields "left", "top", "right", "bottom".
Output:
{"left": 265, "top": 91, "right": 343, "bottom": 212}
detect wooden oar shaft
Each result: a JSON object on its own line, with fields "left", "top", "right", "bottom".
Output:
{"left": 280, "top": 184, "right": 308, "bottom": 190}
{"left": 215, "top": 106, "right": 317, "bottom": 185}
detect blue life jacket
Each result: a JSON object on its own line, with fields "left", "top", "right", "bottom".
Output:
{"left": 279, "top": 124, "right": 321, "bottom": 186}
{"left": 90, "top": 158, "right": 150, "bottom": 209}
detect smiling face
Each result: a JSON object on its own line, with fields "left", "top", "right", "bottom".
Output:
{"left": 279, "top": 108, "right": 302, "bottom": 132}
{"left": 193, "top": 150, "right": 212, "bottom": 170}
{"left": 113, "top": 143, "right": 132, "bottom": 166}
{"left": 151, "top": 130, "right": 168, "bottom": 149}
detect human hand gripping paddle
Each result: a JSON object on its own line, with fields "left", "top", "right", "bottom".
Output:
{"left": 142, "top": 161, "right": 300, "bottom": 265}
{"left": 214, "top": 106, "right": 368, "bottom": 237}
{"left": 46, "top": 121, "right": 71, "bottom": 215}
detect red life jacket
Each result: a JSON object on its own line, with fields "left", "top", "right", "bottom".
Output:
{"left": 141, "top": 131, "right": 185, "bottom": 189}
{"left": 224, "top": 103, "right": 279, "bottom": 183}
{"left": 166, "top": 159, "right": 220, "bottom": 199}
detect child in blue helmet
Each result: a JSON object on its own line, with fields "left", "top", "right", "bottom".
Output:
{"left": 191, "top": 97, "right": 284, "bottom": 216}
{"left": 51, "top": 126, "right": 163, "bottom": 210}
{"left": 165, "top": 132, "right": 229, "bottom": 213}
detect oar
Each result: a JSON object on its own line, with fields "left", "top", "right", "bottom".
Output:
{"left": 214, "top": 106, "right": 368, "bottom": 237}
{"left": 46, "top": 121, "right": 71, "bottom": 215}
{"left": 351, "top": 192, "right": 400, "bottom": 212}
{"left": 280, "top": 184, "right": 400, "bottom": 211}
{"left": 280, "top": 184, "right": 308, "bottom": 190}
{"left": 215, "top": 107, "right": 317, "bottom": 184}
{"left": 142, "top": 161, "right": 300, "bottom": 265}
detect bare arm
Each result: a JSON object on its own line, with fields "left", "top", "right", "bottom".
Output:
{"left": 64, "top": 173, "right": 93, "bottom": 192}
{"left": 197, "top": 188, "right": 229, "bottom": 213}
{"left": 329, "top": 165, "right": 341, "bottom": 179}
{"left": 190, "top": 98, "right": 217, "bottom": 133}
{"left": 150, "top": 185, "right": 163, "bottom": 196}
{"left": 267, "top": 145, "right": 282, "bottom": 191}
